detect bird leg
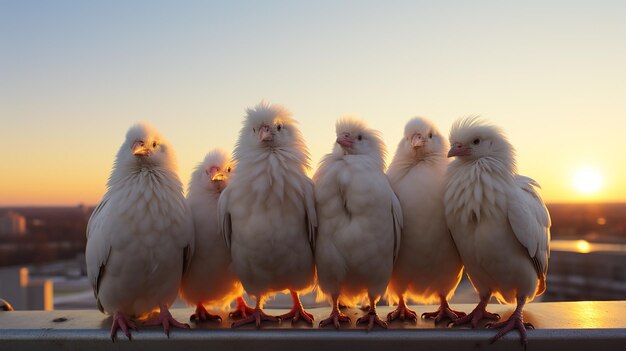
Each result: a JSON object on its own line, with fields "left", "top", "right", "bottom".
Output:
{"left": 230, "top": 297, "right": 280, "bottom": 328}
{"left": 143, "top": 304, "right": 190, "bottom": 337}
{"left": 319, "top": 294, "right": 351, "bottom": 329}
{"left": 421, "top": 294, "right": 467, "bottom": 323}
{"left": 110, "top": 311, "right": 138, "bottom": 341}
{"left": 449, "top": 294, "right": 500, "bottom": 328}
{"left": 387, "top": 295, "right": 418, "bottom": 323}
{"left": 486, "top": 296, "right": 534, "bottom": 346}
{"left": 228, "top": 296, "right": 255, "bottom": 319}
{"left": 278, "top": 290, "right": 315, "bottom": 325}
{"left": 190, "top": 302, "right": 222, "bottom": 323}
{"left": 356, "top": 296, "right": 388, "bottom": 331}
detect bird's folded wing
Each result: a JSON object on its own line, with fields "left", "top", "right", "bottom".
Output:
{"left": 182, "top": 202, "right": 195, "bottom": 276}
{"left": 303, "top": 178, "right": 318, "bottom": 250}
{"left": 507, "top": 175, "right": 551, "bottom": 278}
{"left": 218, "top": 186, "right": 233, "bottom": 249}
{"left": 85, "top": 194, "right": 113, "bottom": 312}
{"left": 391, "top": 191, "right": 403, "bottom": 264}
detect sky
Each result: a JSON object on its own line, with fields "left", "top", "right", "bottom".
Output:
{"left": 1, "top": 0, "right": 625, "bottom": 206}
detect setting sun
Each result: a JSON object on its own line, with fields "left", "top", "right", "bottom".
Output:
{"left": 572, "top": 168, "right": 603, "bottom": 195}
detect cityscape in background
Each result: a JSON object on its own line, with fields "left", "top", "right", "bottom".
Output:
{"left": 0, "top": 203, "right": 625, "bottom": 311}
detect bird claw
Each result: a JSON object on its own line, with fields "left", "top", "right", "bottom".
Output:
{"left": 143, "top": 307, "right": 190, "bottom": 337}
{"left": 488, "top": 314, "right": 533, "bottom": 346}
{"left": 230, "top": 308, "right": 280, "bottom": 329}
{"left": 278, "top": 291, "right": 315, "bottom": 325}
{"left": 387, "top": 304, "right": 418, "bottom": 323}
{"left": 279, "top": 307, "right": 315, "bottom": 325}
{"left": 110, "top": 312, "right": 137, "bottom": 342}
{"left": 449, "top": 304, "right": 499, "bottom": 328}
{"left": 229, "top": 297, "right": 255, "bottom": 319}
{"left": 356, "top": 311, "right": 388, "bottom": 331}
{"left": 190, "top": 303, "right": 222, "bottom": 323}
{"left": 319, "top": 310, "right": 351, "bottom": 329}
{"left": 421, "top": 305, "right": 466, "bottom": 323}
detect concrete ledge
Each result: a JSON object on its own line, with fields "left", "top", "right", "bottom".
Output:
{"left": 2, "top": 301, "right": 626, "bottom": 351}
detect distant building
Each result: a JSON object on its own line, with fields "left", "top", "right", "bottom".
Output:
{"left": 0, "top": 211, "right": 27, "bottom": 236}
{"left": 0, "top": 267, "right": 53, "bottom": 310}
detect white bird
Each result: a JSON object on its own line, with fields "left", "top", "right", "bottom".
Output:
{"left": 86, "top": 122, "right": 194, "bottom": 340}
{"left": 180, "top": 149, "right": 254, "bottom": 322}
{"left": 444, "top": 117, "right": 550, "bottom": 346}
{"left": 218, "top": 102, "right": 317, "bottom": 328}
{"left": 314, "top": 116, "right": 402, "bottom": 330}
{"left": 386, "top": 117, "right": 466, "bottom": 323}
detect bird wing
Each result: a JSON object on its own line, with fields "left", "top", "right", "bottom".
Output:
{"left": 182, "top": 202, "right": 195, "bottom": 277}
{"left": 391, "top": 190, "right": 403, "bottom": 264}
{"left": 507, "top": 175, "right": 551, "bottom": 284}
{"left": 218, "top": 186, "right": 233, "bottom": 249}
{"left": 86, "top": 193, "right": 109, "bottom": 239}
{"left": 303, "top": 177, "right": 318, "bottom": 250}
{"left": 85, "top": 193, "right": 113, "bottom": 313}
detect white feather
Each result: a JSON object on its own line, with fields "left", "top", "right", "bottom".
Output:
{"left": 386, "top": 117, "right": 463, "bottom": 305}
{"left": 86, "top": 122, "right": 194, "bottom": 317}
{"left": 180, "top": 149, "right": 243, "bottom": 310}
{"left": 314, "top": 116, "right": 401, "bottom": 306}
{"left": 217, "top": 102, "right": 316, "bottom": 303}
{"left": 444, "top": 117, "right": 550, "bottom": 304}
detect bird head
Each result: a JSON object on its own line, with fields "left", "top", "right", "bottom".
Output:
{"left": 397, "top": 117, "right": 448, "bottom": 161}
{"left": 334, "top": 116, "right": 387, "bottom": 167}
{"left": 197, "top": 149, "right": 234, "bottom": 193}
{"left": 234, "top": 101, "right": 311, "bottom": 171}
{"left": 241, "top": 101, "right": 300, "bottom": 150}
{"left": 118, "top": 122, "right": 175, "bottom": 170}
{"left": 447, "top": 116, "right": 515, "bottom": 167}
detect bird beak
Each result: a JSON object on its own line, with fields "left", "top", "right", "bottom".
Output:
{"left": 336, "top": 132, "right": 353, "bottom": 148}
{"left": 211, "top": 173, "right": 226, "bottom": 181}
{"left": 132, "top": 141, "right": 149, "bottom": 156}
{"left": 259, "top": 125, "right": 273, "bottom": 142}
{"left": 447, "top": 142, "right": 471, "bottom": 158}
{"left": 209, "top": 167, "right": 225, "bottom": 181}
{"left": 410, "top": 133, "right": 425, "bottom": 148}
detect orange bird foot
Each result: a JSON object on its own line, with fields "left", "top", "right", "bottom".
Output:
{"left": 230, "top": 307, "right": 280, "bottom": 329}
{"left": 356, "top": 311, "right": 388, "bottom": 331}
{"left": 319, "top": 310, "right": 351, "bottom": 329}
{"left": 110, "top": 312, "right": 138, "bottom": 341}
{"left": 190, "top": 303, "right": 222, "bottom": 323}
{"left": 143, "top": 306, "right": 190, "bottom": 337}
{"left": 387, "top": 304, "right": 418, "bottom": 323}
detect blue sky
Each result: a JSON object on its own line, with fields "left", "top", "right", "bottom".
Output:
{"left": 1, "top": 0, "right": 625, "bottom": 204}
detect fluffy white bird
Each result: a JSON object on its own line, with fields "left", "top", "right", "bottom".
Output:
{"left": 218, "top": 102, "right": 317, "bottom": 328}
{"left": 86, "top": 122, "right": 194, "bottom": 340}
{"left": 314, "top": 116, "right": 402, "bottom": 330}
{"left": 180, "top": 149, "right": 254, "bottom": 322}
{"left": 386, "top": 117, "right": 465, "bottom": 323}
{"left": 444, "top": 117, "right": 550, "bottom": 346}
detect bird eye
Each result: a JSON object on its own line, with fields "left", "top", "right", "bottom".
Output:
{"left": 152, "top": 141, "right": 157, "bottom": 148}
{"left": 227, "top": 167, "right": 231, "bottom": 173}
{"left": 253, "top": 128, "right": 256, "bottom": 133}
{"left": 473, "top": 138, "right": 480, "bottom": 145}
{"left": 277, "top": 124, "right": 282, "bottom": 131}
{"left": 357, "top": 135, "right": 362, "bottom": 141}
{"left": 428, "top": 132, "right": 433, "bottom": 139}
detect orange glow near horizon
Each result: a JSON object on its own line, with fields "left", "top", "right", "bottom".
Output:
{"left": 576, "top": 240, "right": 591, "bottom": 254}
{"left": 0, "top": 153, "right": 624, "bottom": 206}
{"left": 0, "top": 135, "right": 625, "bottom": 206}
